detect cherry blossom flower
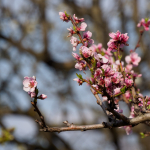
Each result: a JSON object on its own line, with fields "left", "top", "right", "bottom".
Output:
{"left": 59, "top": 12, "right": 70, "bottom": 22}
{"left": 80, "top": 46, "right": 91, "bottom": 58}
{"left": 125, "top": 52, "right": 141, "bottom": 66}
{"left": 23, "top": 76, "right": 37, "bottom": 92}
{"left": 67, "top": 27, "right": 74, "bottom": 37}
{"left": 73, "top": 14, "right": 84, "bottom": 23}
{"left": 28, "top": 92, "right": 36, "bottom": 98}
{"left": 72, "top": 53, "right": 82, "bottom": 61}
{"left": 94, "top": 53, "right": 108, "bottom": 63}
{"left": 70, "top": 36, "right": 78, "bottom": 51}
{"left": 114, "top": 88, "right": 121, "bottom": 95}
{"left": 123, "top": 126, "right": 132, "bottom": 135}
{"left": 107, "top": 30, "right": 129, "bottom": 52}
{"left": 83, "top": 31, "right": 94, "bottom": 44}
{"left": 137, "top": 18, "right": 150, "bottom": 31}
{"left": 75, "top": 60, "right": 86, "bottom": 71}
{"left": 73, "top": 78, "right": 83, "bottom": 85}
{"left": 77, "top": 22, "right": 87, "bottom": 31}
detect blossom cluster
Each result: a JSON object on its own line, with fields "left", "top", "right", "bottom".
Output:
{"left": 23, "top": 76, "right": 47, "bottom": 100}
{"left": 59, "top": 12, "right": 150, "bottom": 135}
{"left": 137, "top": 18, "right": 150, "bottom": 31}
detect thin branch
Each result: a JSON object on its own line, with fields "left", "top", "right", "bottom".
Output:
{"left": 39, "top": 113, "right": 150, "bottom": 132}
{"left": 31, "top": 101, "right": 47, "bottom": 128}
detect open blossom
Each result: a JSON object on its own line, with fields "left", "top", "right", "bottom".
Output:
{"left": 75, "top": 60, "right": 86, "bottom": 71}
{"left": 67, "top": 27, "right": 74, "bottom": 37}
{"left": 23, "top": 76, "right": 37, "bottom": 92}
{"left": 114, "top": 88, "right": 121, "bottom": 95}
{"left": 73, "top": 14, "right": 84, "bottom": 23}
{"left": 94, "top": 52, "right": 108, "bottom": 63}
{"left": 80, "top": 46, "right": 91, "bottom": 58}
{"left": 70, "top": 36, "right": 78, "bottom": 51}
{"left": 77, "top": 22, "right": 87, "bottom": 31}
{"left": 107, "top": 30, "right": 129, "bottom": 52}
{"left": 83, "top": 31, "right": 94, "bottom": 44}
{"left": 59, "top": 12, "right": 70, "bottom": 22}
{"left": 137, "top": 18, "right": 150, "bottom": 31}
{"left": 125, "top": 52, "right": 141, "bottom": 66}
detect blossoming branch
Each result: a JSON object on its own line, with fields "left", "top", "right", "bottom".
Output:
{"left": 23, "top": 12, "right": 150, "bottom": 137}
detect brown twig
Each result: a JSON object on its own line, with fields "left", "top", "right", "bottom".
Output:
{"left": 133, "top": 29, "right": 144, "bottom": 52}
{"left": 90, "top": 88, "right": 108, "bottom": 116}
{"left": 39, "top": 113, "right": 150, "bottom": 132}
{"left": 31, "top": 101, "right": 47, "bottom": 128}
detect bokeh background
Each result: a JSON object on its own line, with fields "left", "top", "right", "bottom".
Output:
{"left": 0, "top": 0, "right": 150, "bottom": 150}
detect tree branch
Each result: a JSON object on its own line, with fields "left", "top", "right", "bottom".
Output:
{"left": 39, "top": 113, "right": 150, "bottom": 132}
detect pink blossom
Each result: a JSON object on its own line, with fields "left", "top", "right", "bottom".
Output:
{"left": 94, "top": 68, "right": 102, "bottom": 78}
{"left": 123, "top": 126, "right": 132, "bottom": 135}
{"left": 75, "top": 60, "right": 86, "bottom": 71}
{"left": 72, "top": 53, "right": 82, "bottom": 61}
{"left": 137, "top": 18, "right": 150, "bottom": 31}
{"left": 104, "top": 77, "right": 112, "bottom": 87}
{"left": 107, "top": 30, "right": 129, "bottom": 52}
{"left": 111, "top": 72, "right": 122, "bottom": 84}
{"left": 129, "top": 106, "right": 135, "bottom": 118}
{"left": 80, "top": 46, "right": 91, "bottom": 58}
{"left": 125, "top": 91, "right": 131, "bottom": 99}
{"left": 73, "top": 78, "right": 83, "bottom": 85}
{"left": 59, "top": 12, "right": 70, "bottom": 22}
{"left": 67, "top": 27, "right": 74, "bottom": 37}
{"left": 38, "top": 94, "right": 47, "bottom": 100}
{"left": 28, "top": 92, "right": 36, "bottom": 98}
{"left": 115, "top": 104, "right": 123, "bottom": 113}
{"left": 125, "top": 64, "right": 133, "bottom": 72}
{"left": 102, "top": 96, "right": 108, "bottom": 101}
{"left": 94, "top": 53, "right": 108, "bottom": 63}
{"left": 70, "top": 36, "right": 78, "bottom": 51}
{"left": 23, "top": 76, "right": 37, "bottom": 92}
{"left": 125, "top": 52, "right": 141, "bottom": 66}
{"left": 73, "top": 14, "right": 84, "bottom": 23}
{"left": 77, "top": 22, "right": 87, "bottom": 31}
{"left": 83, "top": 31, "right": 94, "bottom": 44}
{"left": 125, "top": 78, "right": 133, "bottom": 87}
{"left": 114, "top": 88, "right": 121, "bottom": 95}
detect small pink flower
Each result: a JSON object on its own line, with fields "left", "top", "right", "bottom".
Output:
{"left": 129, "top": 106, "right": 135, "bottom": 118}
{"left": 137, "top": 18, "right": 150, "bottom": 31}
{"left": 39, "top": 94, "right": 47, "bottom": 100}
{"left": 125, "top": 91, "right": 131, "bottom": 99}
{"left": 77, "top": 22, "right": 87, "bottom": 31}
{"left": 83, "top": 31, "right": 94, "bottom": 44}
{"left": 107, "top": 30, "right": 129, "bottom": 52}
{"left": 73, "top": 14, "right": 84, "bottom": 23}
{"left": 125, "top": 52, "right": 141, "bottom": 66}
{"left": 114, "top": 88, "right": 121, "bottom": 95}
{"left": 94, "top": 68, "right": 102, "bottom": 78}
{"left": 75, "top": 60, "right": 86, "bottom": 71}
{"left": 94, "top": 53, "right": 108, "bottom": 63}
{"left": 28, "top": 92, "right": 36, "bottom": 98}
{"left": 67, "top": 27, "right": 74, "bottom": 37}
{"left": 59, "top": 12, "right": 70, "bottom": 22}
{"left": 73, "top": 78, "right": 83, "bottom": 85}
{"left": 125, "top": 78, "right": 133, "bottom": 87}
{"left": 23, "top": 76, "right": 37, "bottom": 92}
{"left": 70, "top": 36, "right": 78, "bottom": 51}
{"left": 123, "top": 126, "right": 132, "bottom": 135}
{"left": 80, "top": 46, "right": 91, "bottom": 58}
{"left": 72, "top": 53, "right": 82, "bottom": 61}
